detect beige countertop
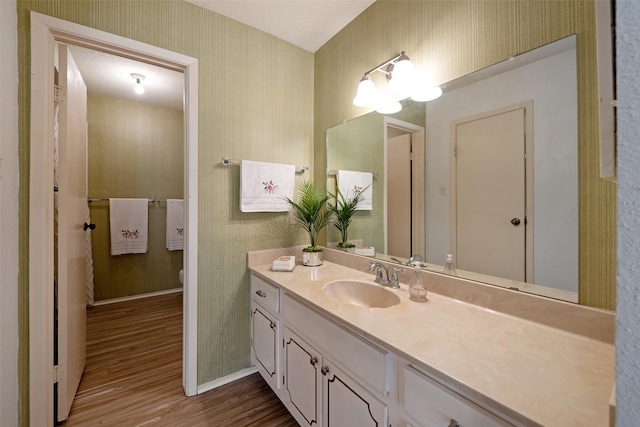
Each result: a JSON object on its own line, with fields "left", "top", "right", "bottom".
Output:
{"left": 249, "top": 258, "right": 615, "bottom": 427}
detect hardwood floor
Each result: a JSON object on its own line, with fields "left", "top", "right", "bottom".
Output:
{"left": 62, "top": 292, "right": 297, "bottom": 427}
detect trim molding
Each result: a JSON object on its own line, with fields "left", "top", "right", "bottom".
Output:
{"left": 92, "top": 288, "right": 183, "bottom": 307}
{"left": 29, "top": 12, "right": 199, "bottom": 425}
{"left": 197, "top": 367, "right": 259, "bottom": 395}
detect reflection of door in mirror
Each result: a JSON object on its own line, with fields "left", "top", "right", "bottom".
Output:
{"left": 384, "top": 118, "right": 424, "bottom": 258}
{"left": 451, "top": 104, "right": 531, "bottom": 282}
{"left": 387, "top": 134, "right": 412, "bottom": 258}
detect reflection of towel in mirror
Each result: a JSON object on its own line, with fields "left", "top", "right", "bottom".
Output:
{"left": 166, "top": 199, "right": 184, "bottom": 251}
{"left": 240, "top": 160, "right": 295, "bottom": 212}
{"left": 109, "top": 198, "right": 148, "bottom": 255}
{"left": 337, "top": 170, "right": 373, "bottom": 210}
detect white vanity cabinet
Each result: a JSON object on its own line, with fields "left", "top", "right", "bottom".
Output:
{"left": 250, "top": 275, "right": 281, "bottom": 392}
{"left": 282, "top": 293, "right": 391, "bottom": 427}
{"left": 250, "top": 272, "right": 514, "bottom": 427}
{"left": 399, "top": 361, "right": 512, "bottom": 427}
{"left": 282, "top": 327, "right": 388, "bottom": 427}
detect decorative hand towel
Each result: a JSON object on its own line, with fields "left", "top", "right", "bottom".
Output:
{"left": 109, "top": 198, "right": 148, "bottom": 256}
{"left": 240, "top": 160, "right": 295, "bottom": 212}
{"left": 166, "top": 199, "right": 184, "bottom": 251}
{"left": 337, "top": 170, "right": 373, "bottom": 210}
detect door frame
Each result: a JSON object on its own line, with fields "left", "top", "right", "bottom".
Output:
{"left": 449, "top": 101, "right": 534, "bottom": 281}
{"left": 383, "top": 117, "right": 425, "bottom": 256}
{"left": 29, "top": 12, "right": 199, "bottom": 425}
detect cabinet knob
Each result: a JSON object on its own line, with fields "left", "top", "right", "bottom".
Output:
{"left": 269, "top": 321, "right": 276, "bottom": 329}
{"left": 309, "top": 356, "right": 318, "bottom": 366}
{"left": 321, "top": 366, "right": 330, "bottom": 376}
{"left": 448, "top": 419, "right": 460, "bottom": 427}
{"left": 255, "top": 290, "right": 267, "bottom": 297}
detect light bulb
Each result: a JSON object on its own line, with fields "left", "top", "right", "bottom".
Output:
{"left": 131, "top": 73, "right": 145, "bottom": 95}
{"left": 134, "top": 79, "right": 144, "bottom": 94}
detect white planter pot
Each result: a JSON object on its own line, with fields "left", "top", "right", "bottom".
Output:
{"left": 302, "top": 251, "right": 323, "bottom": 267}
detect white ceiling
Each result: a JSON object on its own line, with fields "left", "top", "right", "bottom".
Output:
{"left": 68, "top": 45, "right": 184, "bottom": 110}
{"left": 69, "top": 1, "right": 372, "bottom": 110}
{"left": 186, "top": 0, "right": 375, "bottom": 53}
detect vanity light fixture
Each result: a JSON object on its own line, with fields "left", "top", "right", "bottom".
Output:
{"left": 352, "top": 51, "right": 441, "bottom": 112}
{"left": 131, "top": 73, "right": 145, "bottom": 95}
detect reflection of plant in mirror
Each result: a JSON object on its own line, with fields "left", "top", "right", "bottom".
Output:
{"left": 328, "top": 185, "right": 370, "bottom": 248}
{"left": 283, "top": 181, "right": 331, "bottom": 253}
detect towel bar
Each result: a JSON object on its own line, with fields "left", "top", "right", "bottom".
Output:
{"left": 221, "top": 157, "right": 308, "bottom": 174}
{"left": 88, "top": 198, "right": 155, "bottom": 202}
{"left": 327, "top": 169, "right": 378, "bottom": 178}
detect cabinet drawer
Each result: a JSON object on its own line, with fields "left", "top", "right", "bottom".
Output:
{"left": 284, "top": 294, "right": 389, "bottom": 396}
{"left": 251, "top": 275, "right": 280, "bottom": 313}
{"left": 402, "top": 366, "right": 510, "bottom": 427}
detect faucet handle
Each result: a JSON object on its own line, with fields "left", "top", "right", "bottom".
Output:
{"left": 390, "top": 267, "right": 406, "bottom": 288}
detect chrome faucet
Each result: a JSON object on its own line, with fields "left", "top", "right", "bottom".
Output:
{"left": 368, "top": 262, "right": 405, "bottom": 289}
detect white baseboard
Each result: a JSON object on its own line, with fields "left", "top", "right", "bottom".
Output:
{"left": 92, "top": 287, "right": 183, "bottom": 306}
{"left": 197, "top": 367, "right": 259, "bottom": 395}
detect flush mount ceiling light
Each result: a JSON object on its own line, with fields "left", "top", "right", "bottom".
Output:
{"left": 352, "top": 51, "right": 442, "bottom": 113}
{"left": 131, "top": 73, "right": 145, "bottom": 94}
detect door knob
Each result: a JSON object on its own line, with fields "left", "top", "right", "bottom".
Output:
{"left": 510, "top": 218, "right": 521, "bottom": 226}
{"left": 84, "top": 222, "right": 96, "bottom": 231}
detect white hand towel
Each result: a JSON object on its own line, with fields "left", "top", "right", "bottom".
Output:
{"left": 337, "top": 170, "right": 373, "bottom": 211}
{"left": 240, "top": 160, "right": 295, "bottom": 212}
{"left": 109, "top": 198, "right": 148, "bottom": 256}
{"left": 166, "top": 199, "right": 184, "bottom": 251}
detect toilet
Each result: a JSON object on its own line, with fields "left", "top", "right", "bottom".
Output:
{"left": 179, "top": 269, "right": 184, "bottom": 285}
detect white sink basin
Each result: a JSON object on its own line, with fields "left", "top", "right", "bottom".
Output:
{"left": 323, "top": 280, "right": 401, "bottom": 309}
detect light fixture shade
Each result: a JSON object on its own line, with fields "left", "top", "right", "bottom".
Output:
{"left": 387, "top": 56, "right": 416, "bottom": 101}
{"left": 353, "top": 75, "right": 378, "bottom": 107}
{"left": 411, "top": 85, "right": 442, "bottom": 102}
{"left": 375, "top": 91, "right": 402, "bottom": 114}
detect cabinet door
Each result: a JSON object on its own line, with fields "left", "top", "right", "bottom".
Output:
{"left": 284, "top": 328, "right": 322, "bottom": 426}
{"left": 251, "top": 303, "right": 279, "bottom": 390}
{"left": 322, "top": 359, "right": 388, "bottom": 427}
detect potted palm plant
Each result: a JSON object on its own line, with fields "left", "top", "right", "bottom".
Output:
{"left": 328, "top": 185, "right": 370, "bottom": 250}
{"left": 284, "top": 181, "right": 332, "bottom": 266}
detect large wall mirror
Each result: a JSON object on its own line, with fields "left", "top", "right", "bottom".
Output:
{"left": 326, "top": 35, "right": 579, "bottom": 303}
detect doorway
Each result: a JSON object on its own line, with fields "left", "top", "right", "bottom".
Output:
{"left": 383, "top": 117, "right": 425, "bottom": 258}
{"left": 29, "top": 12, "right": 199, "bottom": 425}
{"left": 450, "top": 102, "right": 533, "bottom": 282}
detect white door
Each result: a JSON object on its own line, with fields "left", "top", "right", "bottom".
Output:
{"left": 56, "top": 44, "right": 88, "bottom": 422}
{"left": 453, "top": 107, "right": 526, "bottom": 282}
{"left": 387, "top": 134, "right": 412, "bottom": 258}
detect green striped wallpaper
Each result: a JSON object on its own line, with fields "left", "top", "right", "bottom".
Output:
{"left": 87, "top": 95, "right": 184, "bottom": 301}
{"left": 314, "top": 0, "right": 616, "bottom": 311}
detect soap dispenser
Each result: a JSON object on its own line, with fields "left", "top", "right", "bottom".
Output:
{"left": 443, "top": 254, "right": 457, "bottom": 275}
{"left": 408, "top": 264, "right": 428, "bottom": 302}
